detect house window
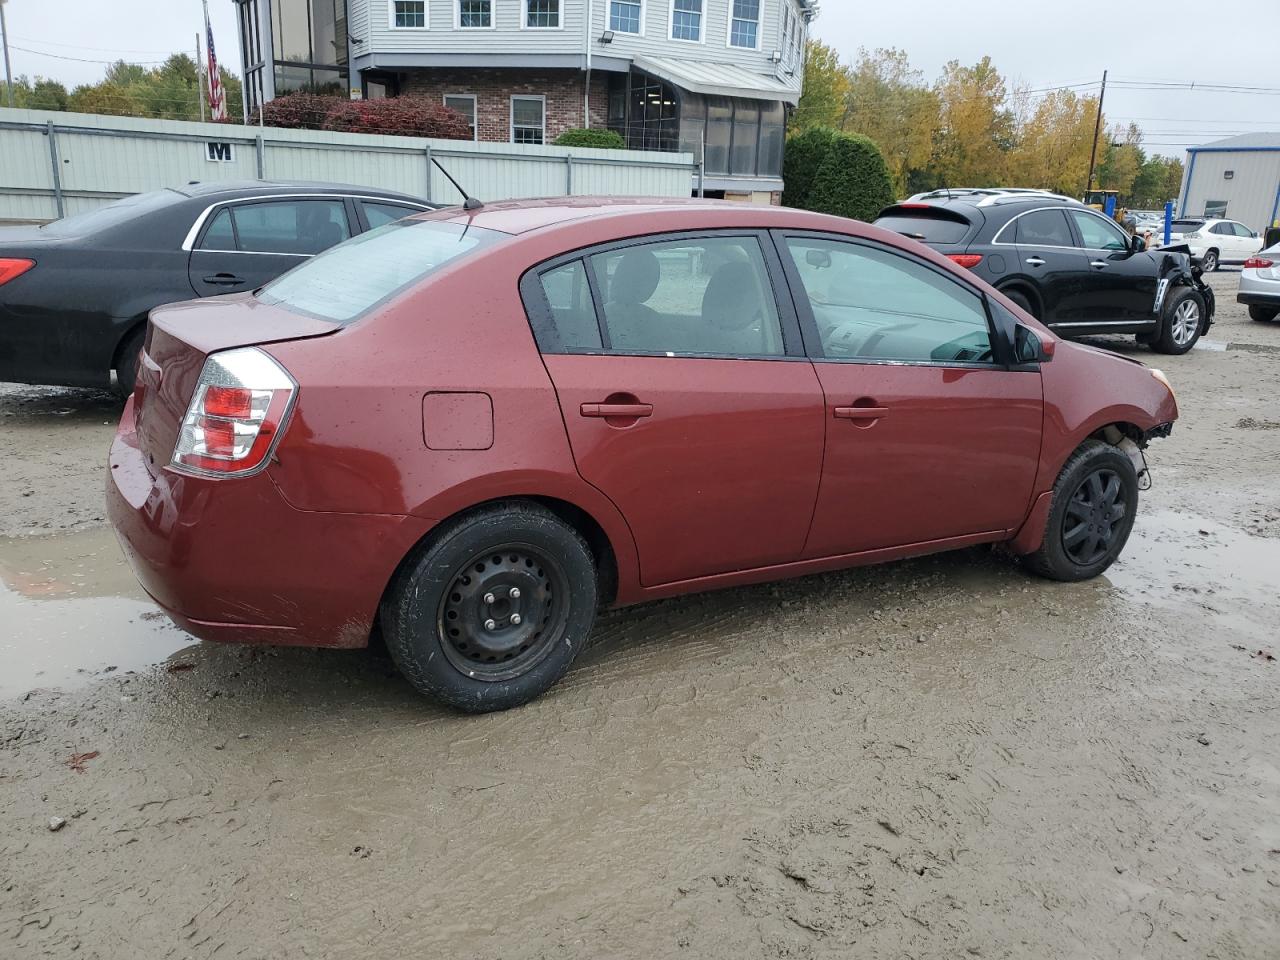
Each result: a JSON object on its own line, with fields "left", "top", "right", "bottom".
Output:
{"left": 729, "top": 0, "right": 759, "bottom": 48}
{"left": 610, "top": 0, "right": 641, "bottom": 33}
{"left": 391, "top": 0, "right": 426, "bottom": 28}
{"left": 443, "top": 94, "right": 477, "bottom": 140}
{"left": 671, "top": 0, "right": 702, "bottom": 41}
{"left": 512, "top": 96, "right": 545, "bottom": 145}
{"left": 458, "top": 0, "right": 491, "bottom": 27}
{"left": 525, "top": 0, "right": 560, "bottom": 27}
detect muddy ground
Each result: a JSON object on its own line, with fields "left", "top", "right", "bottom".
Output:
{"left": 2, "top": 272, "right": 1278, "bottom": 959}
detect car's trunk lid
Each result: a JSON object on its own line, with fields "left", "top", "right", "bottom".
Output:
{"left": 134, "top": 293, "right": 338, "bottom": 473}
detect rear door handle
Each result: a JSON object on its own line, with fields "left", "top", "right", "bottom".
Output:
{"left": 1089, "top": 260, "right": 1108, "bottom": 269}
{"left": 580, "top": 402, "right": 653, "bottom": 418}
{"left": 834, "top": 406, "right": 889, "bottom": 420}
{"left": 1025, "top": 256, "right": 1046, "bottom": 267}
{"left": 202, "top": 273, "right": 245, "bottom": 286}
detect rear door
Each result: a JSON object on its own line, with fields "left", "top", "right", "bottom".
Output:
{"left": 1066, "top": 208, "right": 1157, "bottom": 325}
{"left": 187, "top": 197, "right": 353, "bottom": 296}
{"left": 1001, "top": 207, "right": 1090, "bottom": 323}
{"left": 776, "top": 232, "right": 1043, "bottom": 558}
{"left": 522, "top": 231, "right": 827, "bottom": 586}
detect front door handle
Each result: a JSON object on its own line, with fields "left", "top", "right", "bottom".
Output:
{"left": 834, "top": 406, "right": 889, "bottom": 420}
{"left": 1025, "top": 256, "right": 1046, "bottom": 267}
{"left": 1089, "top": 260, "right": 1108, "bottom": 270}
{"left": 202, "top": 273, "right": 245, "bottom": 286}
{"left": 580, "top": 402, "right": 653, "bottom": 418}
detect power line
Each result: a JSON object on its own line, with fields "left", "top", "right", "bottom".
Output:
{"left": 9, "top": 45, "right": 170, "bottom": 65}
{"left": 9, "top": 35, "right": 176, "bottom": 55}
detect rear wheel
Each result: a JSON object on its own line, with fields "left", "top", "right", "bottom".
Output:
{"left": 1150, "top": 287, "right": 1205, "bottom": 354}
{"left": 1021, "top": 439, "right": 1139, "bottom": 582}
{"left": 1002, "top": 288, "right": 1037, "bottom": 318}
{"left": 381, "top": 502, "right": 597, "bottom": 712}
{"left": 1249, "top": 305, "right": 1279, "bottom": 323}
{"left": 1201, "top": 249, "right": 1219, "bottom": 272}
{"left": 113, "top": 326, "right": 146, "bottom": 398}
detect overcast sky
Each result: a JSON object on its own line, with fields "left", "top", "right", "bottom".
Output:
{"left": 3, "top": 0, "right": 1276, "bottom": 157}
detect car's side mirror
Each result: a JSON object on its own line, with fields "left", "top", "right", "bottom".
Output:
{"left": 1015, "top": 325, "right": 1054, "bottom": 364}
{"left": 805, "top": 248, "right": 832, "bottom": 269}
{"left": 1130, "top": 234, "right": 1147, "bottom": 253}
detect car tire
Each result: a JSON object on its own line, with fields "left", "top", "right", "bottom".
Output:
{"left": 1002, "top": 288, "right": 1037, "bottom": 319}
{"left": 1150, "top": 287, "right": 1205, "bottom": 354}
{"left": 1021, "top": 439, "right": 1139, "bottom": 582}
{"left": 113, "top": 325, "right": 146, "bottom": 398}
{"left": 1249, "top": 305, "right": 1279, "bottom": 323}
{"left": 1201, "top": 249, "right": 1219, "bottom": 272}
{"left": 381, "top": 501, "right": 598, "bottom": 713}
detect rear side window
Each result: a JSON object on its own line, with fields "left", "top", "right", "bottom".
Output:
{"left": 538, "top": 261, "right": 602, "bottom": 350}
{"left": 362, "top": 201, "right": 422, "bottom": 229}
{"left": 199, "top": 208, "right": 236, "bottom": 250}
{"left": 875, "top": 211, "right": 971, "bottom": 244}
{"left": 257, "top": 220, "right": 505, "bottom": 325}
{"left": 1007, "top": 209, "right": 1073, "bottom": 247}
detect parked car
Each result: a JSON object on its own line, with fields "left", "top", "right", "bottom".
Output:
{"left": 1239, "top": 244, "right": 1280, "bottom": 321}
{"left": 906, "top": 187, "right": 1078, "bottom": 204}
{"left": 1158, "top": 217, "right": 1264, "bottom": 271}
{"left": 108, "top": 198, "right": 1179, "bottom": 712}
{"left": 875, "top": 194, "right": 1215, "bottom": 353}
{"left": 0, "top": 181, "right": 435, "bottom": 394}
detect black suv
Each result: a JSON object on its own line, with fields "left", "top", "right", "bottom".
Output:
{"left": 874, "top": 195, "right": 1215, "bottom": 354}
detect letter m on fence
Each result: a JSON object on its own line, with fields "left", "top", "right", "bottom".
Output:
{"left": 206, "top": 141, "right": 235, "bottom": 162}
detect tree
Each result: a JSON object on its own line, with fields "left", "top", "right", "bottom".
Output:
{"left": 1098, "top": 123, "right": 1144, "bottom": 198}
{"left": 554, "top": 128, "right": 626, "bottom": 149}
{"left": 789, "top": 40, "right": 849, "bottom": 134}
{"left": 840, "top": 48, "right": 939, "bottom": 196}
{"left": 805, "top": 132, "right": 896, "bottom": 221}
{"left": 782, "top": 126, "right": 838, "bottom": 209}
{"left": 1006, "top": 88, "right": 1098, "bottom": 196}
{"left": 933, "top": 57, "right": 1014, "bottom": 187}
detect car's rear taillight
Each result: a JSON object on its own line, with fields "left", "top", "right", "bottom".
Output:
{"left": 0, "top": 258, "right": 34, "bottom": 285}
{"left": 170, "top": 347, "right": 296, "bottom": 478}
{"left": 1244, "top": 257, "right": 1274, "bottom": 269}
{"left": 947, "top": 253, "right": 983, "bottom": 269}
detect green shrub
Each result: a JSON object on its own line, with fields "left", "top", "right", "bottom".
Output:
{"left": 781, "top": 126, "right": 837, "bottom": 210}
{"left": 804, "top": 133, "right": 896, "bottom": 222}
{"left": 553, "top": 128, "right": 626, "bottom": 149}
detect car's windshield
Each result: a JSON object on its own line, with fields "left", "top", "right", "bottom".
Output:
{"left": 257, "top": 218, "right": 506, "bottom": 325}
{"left": 38, "top": 189, "right": 184, "bottom": 236}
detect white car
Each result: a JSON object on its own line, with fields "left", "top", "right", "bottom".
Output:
{"left": 1239, "top": 243, "right": 1280, "bottom": 322}
{"left": 1160, "top": 218, "right": 1264, "bottom": 271}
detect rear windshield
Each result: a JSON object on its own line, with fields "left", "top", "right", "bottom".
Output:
{"left": 257, "top": 219, "right": 505, "bottom": 325}
{"left": 1171, "top": 219, "right": 1205, "bottom": 232}
{"left": 39, "top": 189, "right": 183, "bottom": 236}
{"left": 874, "top": 213, "right": 972, "bottom": 244}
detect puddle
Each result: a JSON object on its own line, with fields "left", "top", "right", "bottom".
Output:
{"left": 0, "top": 526, "right": 196, "bottom": 699}
{"left": 1106, "top": 510, "right": 1280, "bottom": 632}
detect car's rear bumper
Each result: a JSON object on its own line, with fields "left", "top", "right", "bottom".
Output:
{"left": 107, "top": 398, "right": 435, "bottom": 648}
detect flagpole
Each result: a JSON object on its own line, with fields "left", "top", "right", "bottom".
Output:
{"left": 196, "top": 31, "right": 206, "bottom": 122}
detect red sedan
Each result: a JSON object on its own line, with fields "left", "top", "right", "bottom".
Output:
{"left": 108, "top": 199, "right": 1178, "bottom": 712}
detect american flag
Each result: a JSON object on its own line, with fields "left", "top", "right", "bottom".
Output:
{"left": 203, "top": 0, "right": 227, "bottom": 120}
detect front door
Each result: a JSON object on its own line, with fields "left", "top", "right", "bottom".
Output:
{"left": 526, "top": 233, "right": 826, "bottom": 586}
{"left": 187, "top": 197, "right": 353, "bottom": 297}
{"left": 777, "top": 233, "right": 1043, "bottom": 558}
{"left": 1067, "top": 208, "right": 1158, "bottom": 324}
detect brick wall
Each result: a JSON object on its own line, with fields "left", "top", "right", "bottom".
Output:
{"left": 399, "top": 68, "right": 610, "bottom": 144}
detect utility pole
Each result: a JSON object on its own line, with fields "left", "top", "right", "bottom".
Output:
{"left": 1, "top": 0, "right": 15, "bottom": 109}
{"left": 1084, "top": 69, "right": 1108, "bottom": 202}
{"left": 196, "top": 31, "right": 206, "bottom": 121}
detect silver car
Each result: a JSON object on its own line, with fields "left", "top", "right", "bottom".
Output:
{"left": 1240, "top": 243, "right": 1280, "bottom": 322}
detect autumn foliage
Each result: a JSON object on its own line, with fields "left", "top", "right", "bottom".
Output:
{"left": 252, "top": 92, "right": 474, "bottom": 140}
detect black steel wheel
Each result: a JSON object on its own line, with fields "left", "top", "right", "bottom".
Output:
{"left": 381, "top": 501, "right": 598, "bottom": 712}
{"left": 1020, "top": 439, "right": 1139, "bottom": 582}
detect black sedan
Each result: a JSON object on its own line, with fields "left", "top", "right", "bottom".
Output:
{"left": 875, "top": 194, "right": 1215, "bottom": 354}
{"left": 0, "top": 181, "right": 435, "bottom": 393}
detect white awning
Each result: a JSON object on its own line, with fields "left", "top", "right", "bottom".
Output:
{"left": 632, "top": 56, "right": 800, "bottom": 105}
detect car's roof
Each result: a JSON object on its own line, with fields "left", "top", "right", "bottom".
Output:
{"left": 414, "top": 196, "right": 865, "bottom": 236}
{"left": 169, "top": 180, "right": 431, "bottom": 204}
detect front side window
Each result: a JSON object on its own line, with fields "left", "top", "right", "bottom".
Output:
{"left": 729, "top": 0, "right": 759, "bottom": 48}
{"left": 458, "top": 0, "right": 491, "bottom": 27}
{"left": 671, "top": 0, "right": 702, "bottom": 41}
{"left": 443, "top": 94, "right": 477, "bottom": 139}
{"left": 1233, "top": 222, "right": 1255, "bottom": 238}
{"left": 219, "top": 199, "right": 350, "bottom": 256}
{"left": 1069, "top": 210, "right": 1129, "bottom": 251}
{"left": 392, "top": 0, "right": 426, "bottom": 28}
{"left": 525, "top": 0, "right": 560, "bottom": 27}
{"left": 512, "top": 96, "right": 545, "bottom": 145}
{"left": 586, "top": 236, "right": 784, "bottom": 356}
{"left": 259, "top": 220, "right": 505, "bottom": 326}
{"left": 785, "top": 237, "right": 994, "bottom": 364}
{"left": 610, "top": 0, "right": 641, "bottom": 33}
{"left": 1008, "top": 209, "right": 1074, "bottom": 247}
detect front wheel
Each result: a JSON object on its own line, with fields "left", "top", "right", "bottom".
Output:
{"left": 1150, "top": 287, "right": 1205, "bottom": 355}
{"left": 1250, "top": 305, "right": 1279, "bottom": 323}
{"left": 381, "top": 502, "right": 598, "bottom": 713}
{"left": 1021, "top": 439, "right": 1139, "bottom": 582}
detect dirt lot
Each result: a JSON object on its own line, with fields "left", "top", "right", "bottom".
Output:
{"left": 2, "top": 271, "right": 1278, "bottom": 959}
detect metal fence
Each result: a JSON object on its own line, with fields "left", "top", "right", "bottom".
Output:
{"left": 0, "top": 108, "right": 698, "bottom": 222}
